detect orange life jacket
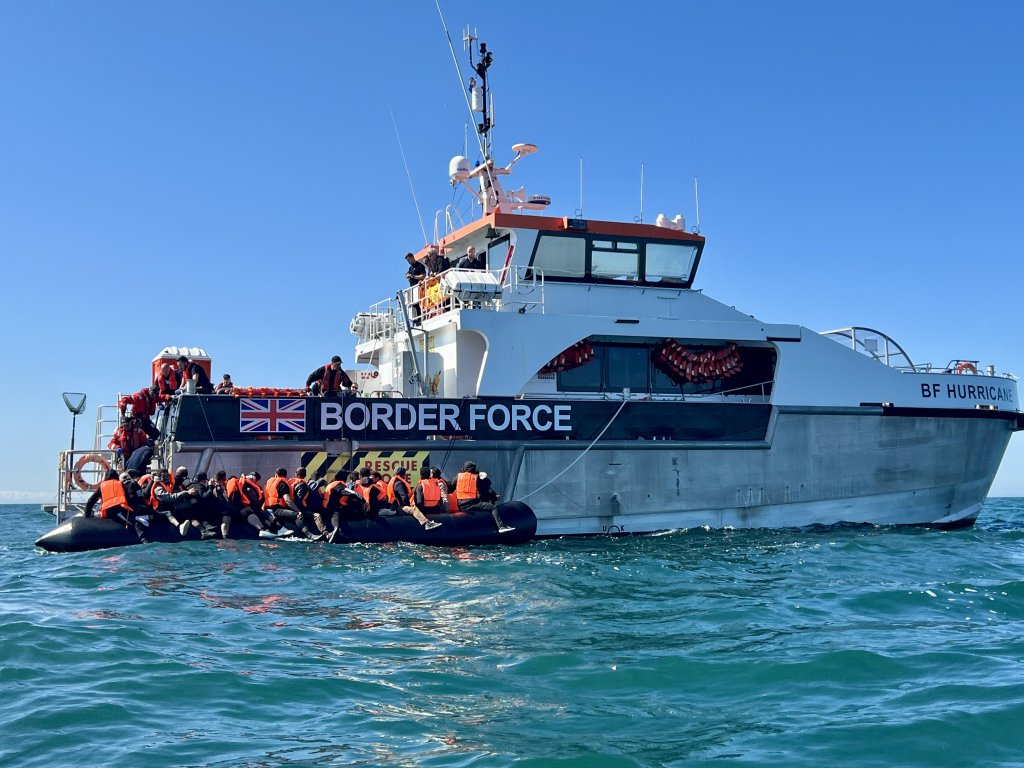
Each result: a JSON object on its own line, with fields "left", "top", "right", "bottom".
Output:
{"left": 237, "top": 476, "right": 263, "bottom": 506}
{"left": 99, "top": 479, "right": 128, "bottom": 518}
{"left": 355, "top": 483, "right": 376, "bottom": 505}
{"left": 387, "top": 475, "right": 412, "bottom": 505}
{"left": 148, "top": 480, "right": 173, "bottom": 509}
{"left": 225, "top": 476, "right": 239, "bottom": 501}
{"left": 325, "top": 480, "right": 359, "bottom": 509}
{"left": 264, "top": 476, "right": 289, "bottom": 509}
{"left": 287, "top": 477, "right": 309, "bottom": 509}
{"left": 455, "top": 472, "right": 478, "bottom": 501}
{"left": 155, "top": 369, "right": 179, "bottom": 396}
{"left": 417, "top": 479, "right": 441, "bottom": 508}
{"left": 321, "top": 365, "right": 344, "bottom": 393}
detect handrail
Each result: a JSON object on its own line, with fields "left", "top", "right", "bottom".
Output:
{"left": 353, "top": 266, "right": 546, "bottom": 345}
{"left": 821, "top": 326, "right": 915, "bottom": 370}
{"left": 55, "top": 447, "right": 119, "bottom": 523}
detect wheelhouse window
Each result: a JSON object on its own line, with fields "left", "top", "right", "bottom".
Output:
{"left": 531, "top": 235, "right": 585, "bottom": 278}
{"left": 528, "top": 233, "right": 702, "bottom": 287}
{"left": 645, "top": 243, "right": 698, "bottom": 284}
{"left": 591, "top": 241, "right": 639, "bottom": 282}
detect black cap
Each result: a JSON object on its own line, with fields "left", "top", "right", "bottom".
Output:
{"left": 177, "top": 355, "right": 188, "bottom": 363}
{"left": 395, "top": 466, "right": 406, "bottom": 476}
{"left": 331, "top": 355, "right": 342, "bottom": 364}
{"left": 462, "top": 460, "right": 476, "bottom": 470}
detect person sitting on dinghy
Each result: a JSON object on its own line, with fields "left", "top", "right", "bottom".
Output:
{"left": 388, "top": 466, "right": 442, "bottom": 530}
{"left": 263, "top": 467, "right": 323, "bottom": 540}
{"left": 146, "top": 469, "right": 188, "bottom": 533}
{"left": 322, "top": 470, "right": 366, "bottom": 541}
{"left": 355, "top": 468, "right": 387, "bottom": 516}
{"left": 455, "top": 461, "right": 515, "bottom": 534}
{"left": 415, "top": 467, "right": 448, "bottom": 516}
{"left": 226, "top": 471, "right": 277, "bottom": 535}
{"left": 286, "top": 467, "right": 326, "bottom": 539}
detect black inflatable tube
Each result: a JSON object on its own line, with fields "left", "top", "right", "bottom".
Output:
{"left": 34, "top": 501, "right": 537, "bottom": 553}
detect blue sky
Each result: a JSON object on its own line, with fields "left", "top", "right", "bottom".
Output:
{"left": 1, "top": 1, "right": 1022, "bottom": 501}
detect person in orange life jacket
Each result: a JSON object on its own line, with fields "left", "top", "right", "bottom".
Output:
{"left": 108, "top": 417, "right": 149, "bottom": 466}
{"left": 354, "top": 468, "right": 387, "bottom": 516}
{"left": 431, "top": 466, "right": 461, "bottom": 513}
{"left": 143, "top": 468, "right": 187, "bottom": 532}
{"left": 118, "top": 385, "right": 163, "bottom": 439}
{"left": 415, "top": 466, "right": 448, "bottom": 514}
{"left": 285, "top": 467, "right": 326, "bottom": 539}
{"left": 370, "top": 471, "right": 389, "bottom": 501}
{"left": 227, "top": 471, "right": 277, "bottom": 534}
{"left": 322, "top": 470, "right": 366, "bottom": 541}
{"left": 214, "top": 373, "right": 235, "bottom": 395}
{"left": 176, "top": 355, "right": 214, "bottom": 394}
{"left": 85, "top": 469, "right": 133, "bottom": 521}
{"left": 306, "top": 356, "right": 357, "bottom": 396}
{"left": 154, "top": 363, "right": 180, "bottom": 398}
{"left": 263, "top": 467, "right": 323, "bottom": 540}
{"left": 389, "top": 466, "right": 442, "bottom": 530}
{"left": 455, "top": 460, "right": 515, "bottom": 533}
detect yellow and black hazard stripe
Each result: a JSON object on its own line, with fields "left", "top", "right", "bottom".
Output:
{"left": 299, "top": 449, "right": 430, "bottom": 481}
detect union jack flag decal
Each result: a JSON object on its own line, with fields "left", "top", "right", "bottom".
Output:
{"left": 239, "top": 398, "right": 306, "bottom": 433}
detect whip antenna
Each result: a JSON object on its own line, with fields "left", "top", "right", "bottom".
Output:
{"left": 434, "top": 1, "right": 494, "bottom": 192}
{"left": 576, "top": 158, "right": 584, "bottom": 218}
{"left": 388, "top": 104, "right": 428, "bottom": 246}
{"left": 694, "top": 176, "right": 701, "bottom": 234}
{"left": 635, "top": 163, "right": 645, "bottom": 223}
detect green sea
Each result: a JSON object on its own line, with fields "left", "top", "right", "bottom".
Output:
{"left": 5, "top": 500, "right": 1024, "bottom": 767}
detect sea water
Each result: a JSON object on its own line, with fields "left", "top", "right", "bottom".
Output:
{"left": 4, "top": 500, "right": 1024, "bottom": 768}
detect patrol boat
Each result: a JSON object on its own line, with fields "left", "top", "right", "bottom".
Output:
{"left": 43, "top": 35, "right": 1023, "bottom": 544}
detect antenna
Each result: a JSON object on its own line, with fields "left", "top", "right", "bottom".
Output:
{"left": 434, "top": 2, "right": 494, "bottom": 189}
{"left": 694, "top": 176, "right": 701, "bottom": 233}
{"left": 576, "top": 158, "right": 584, "bottom": 218}
{"left": 388, "top": 104, "right": 428, "bottom": 246}
{"left": 636, "top": 163, "right": 645, "bottom": 224}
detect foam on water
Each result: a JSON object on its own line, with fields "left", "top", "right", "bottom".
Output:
{"left": 4, "top": 501, "right": 1024, "bottom": 767}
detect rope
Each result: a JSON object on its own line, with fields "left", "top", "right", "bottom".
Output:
{"left": 517, "top": 396, "right": 629, "bottom": 502}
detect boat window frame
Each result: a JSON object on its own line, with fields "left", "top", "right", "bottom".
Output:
{"left": 527, "top": 231, "right": 703, "bottom": 288}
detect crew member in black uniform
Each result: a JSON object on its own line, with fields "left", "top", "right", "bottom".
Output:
{"left": 306, "top": 356, "right": 357, "bottom": 396}
{"left": 176, "top": 355, "right": 214, "bottom": 394}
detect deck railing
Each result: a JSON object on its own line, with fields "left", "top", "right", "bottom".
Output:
{"left": 353, "top": 266, "right": 545, "bottom": 345}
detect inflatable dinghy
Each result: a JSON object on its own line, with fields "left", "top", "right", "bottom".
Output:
{"left": 35, "top": 501, "right": 536, "bottom": 553}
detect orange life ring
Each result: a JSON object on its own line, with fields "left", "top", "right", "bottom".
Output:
{"left": 73, "top": 453, "right": 111, "bottom": 491}
{"left": 955, "top": 361, "right": 978, "bottom": 375}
